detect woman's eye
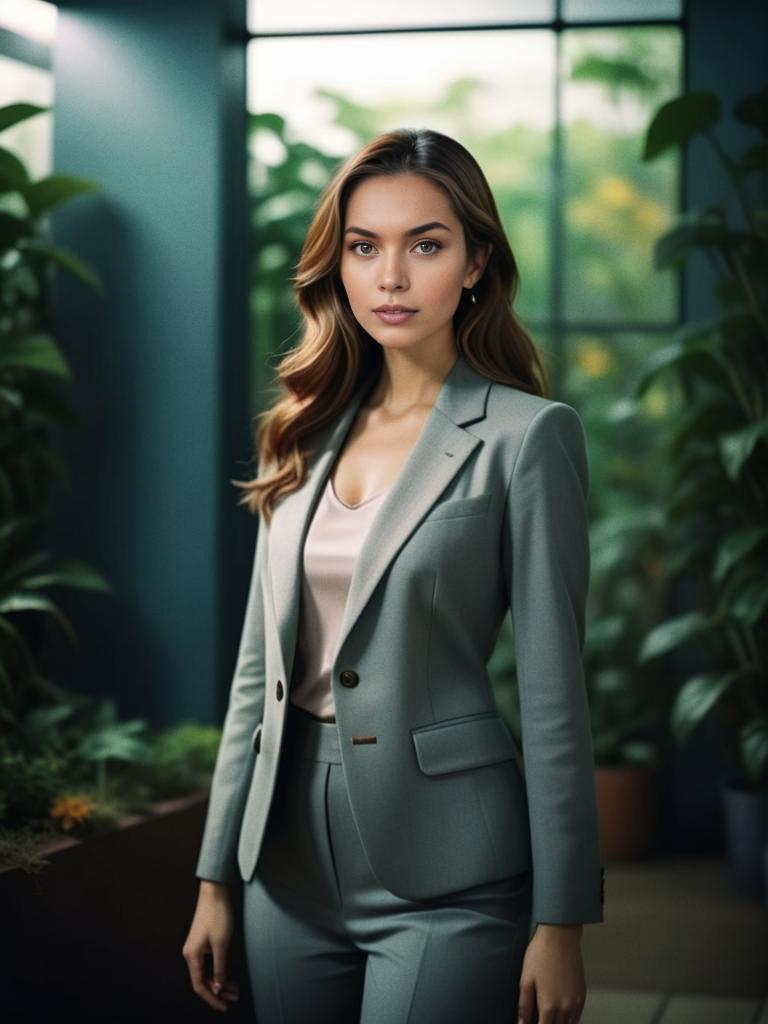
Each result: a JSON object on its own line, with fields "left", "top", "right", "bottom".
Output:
{"left": 349, "top": 240, "right": 442, "bottom": 256}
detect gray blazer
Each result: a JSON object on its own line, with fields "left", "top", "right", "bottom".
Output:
{"left": 195, "top": 352, "right": 604, "bottom": 925}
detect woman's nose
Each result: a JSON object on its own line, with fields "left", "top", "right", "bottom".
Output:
{"left": 378, "top": 253, "right": 408, "bottom": 292}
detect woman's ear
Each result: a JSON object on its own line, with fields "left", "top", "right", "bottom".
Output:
{"left": 466, "top": 242, "right": 493, "bottom": 288}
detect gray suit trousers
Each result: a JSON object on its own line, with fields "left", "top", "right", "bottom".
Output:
{"left": 243, "top": 698, "right": 535, "bottom": 1023}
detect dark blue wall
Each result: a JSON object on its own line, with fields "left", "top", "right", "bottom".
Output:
{"left": 48, "top": 0, "right": 253, "bottom": 725}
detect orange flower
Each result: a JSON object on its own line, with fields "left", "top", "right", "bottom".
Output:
{"left": 50, "top": 794, "right": 95, "bottom": 831}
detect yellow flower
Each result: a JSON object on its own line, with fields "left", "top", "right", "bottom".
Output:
{"left": 50, "top": 794, "right": 95, "bottom": 831}
{"left": 596, "top": 175, "right": 636, "bottom": 209}
{"left": 575, "top": 340, "right": 613, "bottom": 378}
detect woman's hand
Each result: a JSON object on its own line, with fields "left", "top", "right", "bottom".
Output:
{"left": 182, "top": 880, "right": 241, "bottom": 1013}
{"left": 517, "top": 923, "right": 586, "bottom": 1024}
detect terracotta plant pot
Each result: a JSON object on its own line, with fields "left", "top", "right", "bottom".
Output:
{"left": 595, "top": 760, "right": 662, "bottom": 861}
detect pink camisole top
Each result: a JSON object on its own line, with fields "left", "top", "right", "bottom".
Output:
{"left": 289, "top": 473, "right": 391, "bottom": 722}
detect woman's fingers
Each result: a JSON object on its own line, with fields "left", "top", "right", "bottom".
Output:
{"left": 183, "top": 945, "right": 229, "bottom": 1011}
{"left": 183, "top": 883, "right": 239, "bottom": 1011}
{"left": 219, "top": 981, "right": 240, "bottom": 1001}
{"left": 517, "top": 974, "right": 536, "bottom": 1023}
{"left": 211, "top": 938, "right": 231, "bottom": 998}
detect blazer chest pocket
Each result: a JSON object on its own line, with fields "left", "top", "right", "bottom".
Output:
{"left": 421, "top": 490, "right": 492, "bottom": 523}
{"left": 411, "top": 710, "right": 519, "bottom": 775}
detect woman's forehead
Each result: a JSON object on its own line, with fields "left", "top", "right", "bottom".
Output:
{"left": 344, "top": 175, "right": 456, "bottom": 230}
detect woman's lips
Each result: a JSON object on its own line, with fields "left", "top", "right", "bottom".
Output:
{"left": 374, "top": 310, "right": 417, "bottom": 325}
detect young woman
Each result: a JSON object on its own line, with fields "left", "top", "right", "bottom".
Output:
{"left": 183, "top": 127, "right": 604, "bottom": 1024}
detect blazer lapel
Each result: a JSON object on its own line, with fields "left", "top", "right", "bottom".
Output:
{"left": 268, "top": 353, "right": 491, "bottom": 685}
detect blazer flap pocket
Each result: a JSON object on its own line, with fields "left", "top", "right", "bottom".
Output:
{"left": 411, "top": 711, "right": 518, "bottom": 775}
{"left": 251, "top": 723, "right": 262, "bottom": 754}
{"left": 422, "top": 491, "right": 492, "bottom": 523}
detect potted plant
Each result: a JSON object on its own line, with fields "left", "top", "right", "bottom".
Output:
{"left": 634, "top": 85, "right": 768, "bottom": 899}
{"left": 490, "top": 532, "right": 668, "bottom": 867}
{"left": 582, "top": 508, "right": 669, "bottom": 862}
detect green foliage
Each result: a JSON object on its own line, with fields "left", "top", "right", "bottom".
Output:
{"left": 643, "top": 91, "right": 721, "bottom": 159}
{"left": 0, "top": 109, "right": 221, "bottom": 869}
{"left": 635, "top": 84, "right": 768, "bottom": 788}
{"left": 0, "top": 687, "right": 222, "bottom": 870}
{"left": 133, "top": 721, "right": 222, "bottom": 798}
{"left": 0, "top": 102, "right": 112, "bottom": 729}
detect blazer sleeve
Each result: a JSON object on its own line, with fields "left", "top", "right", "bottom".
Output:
{"left": 194, "top": 518, "right": 267, "bottom": 885}
{"left": 503, "top": 402, "right": 604, "bottom": 925}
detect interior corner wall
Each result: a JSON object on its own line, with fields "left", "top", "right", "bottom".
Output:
{"left": 48, "top": 0, "right": 251, "bottom": 726}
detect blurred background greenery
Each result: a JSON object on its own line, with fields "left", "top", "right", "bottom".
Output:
{"left": 0, "top": 5, "right": 686, "bottom": 777}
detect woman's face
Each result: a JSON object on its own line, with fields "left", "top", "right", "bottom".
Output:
{"left": 339, "top": 173, "right": 487, "bottom": 356}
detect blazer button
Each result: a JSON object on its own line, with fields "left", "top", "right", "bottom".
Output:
{"left": 276, "top": 679, "right": 283, "bottom": 701}
{"left": 339, "top": 669, "right": 359, "bottom": 688}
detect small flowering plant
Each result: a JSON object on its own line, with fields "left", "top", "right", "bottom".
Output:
{"left": 49, "top": 793, "right": 95, "bottom": 834}
{"left": 0, "top": 691, "right": 220, "bottom": 868}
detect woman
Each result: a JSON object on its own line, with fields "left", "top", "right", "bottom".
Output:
{"left": 183, "top": 128, "right": 604, "bottom": 1024}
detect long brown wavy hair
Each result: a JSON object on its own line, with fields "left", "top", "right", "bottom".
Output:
{"left": 238, "top": 127, "right": 550, "bottom": 525}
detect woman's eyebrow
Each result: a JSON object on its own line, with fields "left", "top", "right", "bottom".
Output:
{"left": 343, "top": 221, "right": 452, "bottom": 238}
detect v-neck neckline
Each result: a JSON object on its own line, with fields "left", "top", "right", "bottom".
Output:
{"left": 327, "top": 474, "right": 390, "bottom": 511}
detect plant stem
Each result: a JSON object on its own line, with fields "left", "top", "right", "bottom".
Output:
{"left": 97, "top": 759, "right": 106, "bottom": 803}
{"left": 703, "top": 126, "right": 753, "bottom": 229}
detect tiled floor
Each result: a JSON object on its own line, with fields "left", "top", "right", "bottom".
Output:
{"left": 583, "top": 990, "right": 765, "bottom": 1023}
{"left": 578, "top": 856, "right": 768, "bottom": 1024}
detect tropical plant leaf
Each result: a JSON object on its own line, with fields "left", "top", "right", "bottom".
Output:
{"left": 637, "top": 610, "right": 714, "bottom": 662}
{"left": 24, "top": 175, "right": 102, "bottom": 218}
{"left": 667, "top": 459, "right": 727, "bottom": 519}
{"left": 0, "top": 146, "right": 30, "bottom": 193}
{"left": 22, "top": 702, "right": 78, "bottom": 736}
{"left": 670, "top": 669, "right": 743, "bottom": 742}
{"left": 0, "top": 333, "right": 72, "bottom": 378}
{"left": 20, "top": 238, "right": 103, "bottom": 292}
{"left": 632, "top": 318, "right": 732, "bottom": 396}
{"left": 0, "top": 515, "right": 41, "bottom": 550}
{"left": 0, "top": 591, "right": 77, "bottom": 648}
{"left": 0, "top": 386, "right": 23, "bottom": 412}
{"left": 619, "top": 740, "right": 659, "bottom": 764}
{"left": 0, "top": 210, "right": 25, "bottom": 252}
{"left": 740, "top": 717, "right": 768, "bottom": 785}
{"left": 727, "top": 572, "right": 768, "bottom": 627}
{"left": 653, "top": 211, "right": 754, "bottom": 270}
{"left": 718, "top": 417, "right": 768, "bottom": 480}
{"left": 248, "top": 111, "right": 286, "bottom": 135}
{"left": 643, "top": 91, "right": 720, "bottom": 160}
{"left": 0, "top": 103, "right": 49, "bottom": 135}
{"left": 75, "top": 723, "right": 152, "bottom": 764}
{"left": 0, "top": 548, "right": 50, "bottom": 589}
{"left": 19, "top": 558, "right": 112, "bottom": 593}
{"left": 713, "top": 525, "right": 768, "bottom": 583}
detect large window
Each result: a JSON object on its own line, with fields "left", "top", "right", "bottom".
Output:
{"left": 246, "top": 1, "right": 684, "bottom": 407}
{"left": 0, "top": 0, "right": 56, "bottom": 179}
